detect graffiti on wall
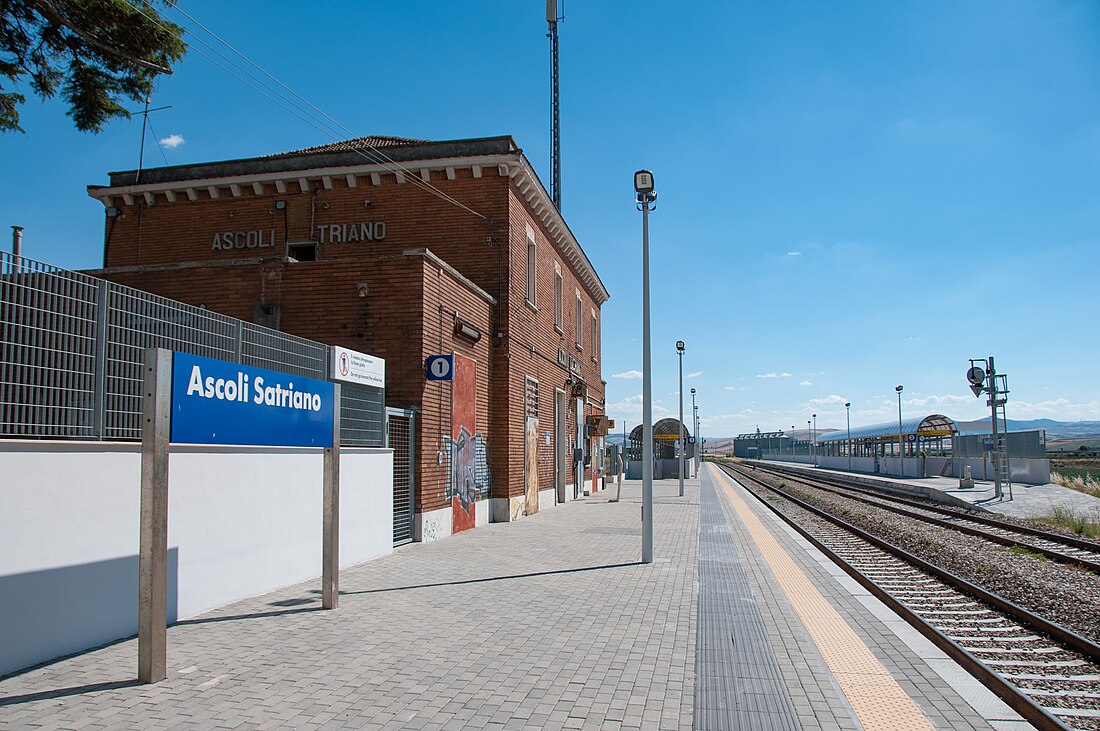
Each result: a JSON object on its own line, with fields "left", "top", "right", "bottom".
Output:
{"left": 509, "top": 495, "right": 525, "bottom": 521}
{"left": 445, "top": 430, "right": 490, "bottom": 531}
{"left": 449, "top": 353, "right": 489, "bottom": 533}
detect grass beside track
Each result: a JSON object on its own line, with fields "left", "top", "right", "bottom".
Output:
{"left": 1027, "top": 505, "right": 1100, "bottom": 540}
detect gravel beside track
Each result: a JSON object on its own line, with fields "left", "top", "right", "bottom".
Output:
{"left": 722, "top": 463, "right": 1100, "bottom": 731}
{"left": 754, "top": 471, "right": 1100, "bottom": 645}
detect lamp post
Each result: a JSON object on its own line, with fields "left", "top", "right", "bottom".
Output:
{"left": 676, "top": 340, "right": 685, "bottom": 497}
{"left": 896, "top": 385, "right": 904, "bottom": 477}
{"left": 690, "top": 388, "right": 696, "bottom": 477}
{"left": 694, "top": 406, "right": 700, "bottom": 475}
{"left": 812, "top": 413, "right": 817, "bottom": 467}
{"left": 845, "top": 402, "right": 852, "bottom": 472}
{"left": 806, "top": 420, "right": 811, "bottom": 462}
{"left": 791, "top": 426, "right": 795, "bottom": 461}
{"left": 635, "top": 170, "right": 656, "bottom": 564}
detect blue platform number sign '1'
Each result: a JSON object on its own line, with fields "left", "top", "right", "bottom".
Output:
{"left": 170, "top": 352, "right": 335, "bottom": 447}
{"left": 427, "top": 354, "right": 454, "bottom": 381}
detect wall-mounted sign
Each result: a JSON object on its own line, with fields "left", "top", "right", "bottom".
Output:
{"left": 212, "top": 229, "right": 277, "bottom": 251}
{"left": 427, "top": 354, "right": 454, "bottom": 381}
{"left": 171, "top": 352, "right": 334, "bottom": 447}
{"left": 332, "top": 346, "right": 385, "bottom": 388}
{"left": 315, "top": 222, "right": 386, "bottom": 243}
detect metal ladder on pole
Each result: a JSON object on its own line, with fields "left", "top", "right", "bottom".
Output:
{"left": 989, "top": 367, "right": 1012, "bottom": 501}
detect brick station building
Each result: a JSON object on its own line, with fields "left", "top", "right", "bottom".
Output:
{"left": 87, "top": 135, "right": 610, "bottom": 542}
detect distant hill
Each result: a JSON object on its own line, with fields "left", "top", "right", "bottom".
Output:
{"left": 605, "top": 419, "right": 1100, "bottom": 453}
{"left": 956, "top": 418, "right": 1100, "bottom": 439}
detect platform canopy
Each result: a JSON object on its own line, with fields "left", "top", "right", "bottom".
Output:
{"left": 630, "top": 418, "right": 690, "bottom": 443}
{"left": 818, "top": 414, "right": 957, "bottom": 442}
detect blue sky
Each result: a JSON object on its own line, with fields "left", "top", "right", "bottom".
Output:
{"left": 3, "top": 1, "right": 1099, "bottom": 437}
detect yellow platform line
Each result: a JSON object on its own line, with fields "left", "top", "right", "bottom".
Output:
{"left": 711, "top": 465, "right": 936, "bottom": 731}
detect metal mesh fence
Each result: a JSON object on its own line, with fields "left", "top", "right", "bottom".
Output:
{"left": 953, "top": 430, "right": 1046, "bottom": 459}
{"left": 388, "top": 410, "right": 414, "bottom": 545}
{"left": 0, "top": 252, "right": 383, "bottom": 445}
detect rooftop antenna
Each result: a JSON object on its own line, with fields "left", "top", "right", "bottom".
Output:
{"left": 547, "top": 0, "right": 564, "bottom": 211}
{"left": 130, "top": 98, "right": 172, "bottom": 184}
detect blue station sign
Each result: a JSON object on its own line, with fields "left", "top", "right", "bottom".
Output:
{"left": 171, "top": 352, "right": 335, "bottom": 447}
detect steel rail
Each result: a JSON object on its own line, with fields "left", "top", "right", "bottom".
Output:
{"left": 747, "top": 463, "right": 1100, "bottom": 574}
{"left": 716, "top": 461, "right": 1097, "bottom": 731}
{"left": 754, "top": 460, "right": 1100, "bottom": 554}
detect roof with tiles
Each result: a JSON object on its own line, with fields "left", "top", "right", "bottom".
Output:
{"left": 267, "top": 136, "right": 429, "bottom": 158}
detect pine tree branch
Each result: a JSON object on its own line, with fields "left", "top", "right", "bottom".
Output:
{"left": 26, "top": 0, "right": 173, "bottom": 75}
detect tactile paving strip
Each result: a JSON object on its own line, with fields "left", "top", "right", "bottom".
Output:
{"left": 713, "top": 467, "right": 937, "bottom": 731}
{"left": 694, "top": 478, "right": 801, "bottom": 730}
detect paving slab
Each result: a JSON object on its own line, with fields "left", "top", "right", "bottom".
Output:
{"left": 0, "top": 466, "right": 1041, "bottom": 730}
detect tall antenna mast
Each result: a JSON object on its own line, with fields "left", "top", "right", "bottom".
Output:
{"left": 131, "top": 98, "right": 172, "bottom": 184}
{"left": 547, "top": 0, "right": 563, "bottom": 211}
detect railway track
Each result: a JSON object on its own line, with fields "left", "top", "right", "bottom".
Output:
{"left": 716, "top": 461, "right": 1100, "bottom": 731}
{"left": 748, "top": 462, "right": 1100, "bottom": 573}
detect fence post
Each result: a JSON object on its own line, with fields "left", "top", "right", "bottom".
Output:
{"left": 232, "top": 320, "right": 243, "bottom": 363}
{"left": 138, "top": 347, "right": 172, "bottom": 683}
{"left": 92, "top": 280, "right": 109, "bottom": 439}
{"left": 322, "top": 383, "right": 341, "bottom": 609}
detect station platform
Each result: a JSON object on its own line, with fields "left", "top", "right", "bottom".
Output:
{"left": 0, "top": 465, "right": 1032, "bottom": 730}
{"left": 752, "top": 459, "right": 1100, "bottom": 520}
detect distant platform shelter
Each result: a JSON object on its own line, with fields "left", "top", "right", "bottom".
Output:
{"left": 627, "top": 418, "right": 694, "bottom": 461}
{"left": 818, "top": 414, "right": 958, "bottom": 458}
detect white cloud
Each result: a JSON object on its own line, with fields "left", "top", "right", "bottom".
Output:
{"left": 756, "top": 372, "right": 793, "bottom": 379}
{"left": 686, "top": 371, "right": 703, "bottom": 379}
{"left": 1008, "top": 398, "right": 1100, "bottom": 420}
{"left": 903, "top": 394, "right": 971, "bottom": 410}
{"left": 606, "top": 394, "right": 671, "bottom": 424}
{"left": 159, "top": 133, "right": 185, "bottom": 149}
{"left": 799, "top": 380, "right": 812, "bottom": 386}
{"left": 787, "top": 251, "right": 801, "bottom": 257}
{"left": 612, "top": 370, "right": 643, "bottom": 379}
{"left": 807, "top": 394, "right": 847, "bottom": 407}
{"left": 724, "top": 386, "right": 737, "bottom": 391}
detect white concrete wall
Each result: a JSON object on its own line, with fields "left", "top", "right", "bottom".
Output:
{"left": 767, "top": 453, "right": 1050, "bottom": 484}
{"left": 0, "top": 441, "right": 392, "bottom": 677}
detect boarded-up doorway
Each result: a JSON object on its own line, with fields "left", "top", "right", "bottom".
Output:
{"left": 555, "top": 389, "right": 567, "bottom": 503}
{"left": 524, "top": 376, "right": 540, "bottom": 516}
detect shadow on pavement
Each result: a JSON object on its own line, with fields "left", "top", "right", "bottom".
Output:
{"left": 0, "top": 679, "right": 138, "bottom": 707}
{"left": 172, "top": 605, "right": 323, "bottom": 627}
{"left": 340, "top": 561, "right": 642, "bottom": 595}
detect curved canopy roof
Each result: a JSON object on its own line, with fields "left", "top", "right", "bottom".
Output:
{"left": 818, "top": 414, "right": 957, "bottom": 442}
{"left": 630, "top": 419, "right": 690, "bottom": 442}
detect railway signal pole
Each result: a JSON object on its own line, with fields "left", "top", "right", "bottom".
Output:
{"left": 967, "top": 357, "right": 1011, "bottom": 500}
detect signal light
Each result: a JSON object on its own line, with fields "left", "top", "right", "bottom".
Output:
{"left": 966, "top": 365, "right": 986, "bottom": 398}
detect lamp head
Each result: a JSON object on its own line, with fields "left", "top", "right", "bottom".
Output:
{"left": 845, "top": 402, "right": 850, "bottom": 408}
{"left": 676, "top": 340, "right": 685, "bottom": 352}
{"left": 895, "top": 385, "right": 903, "bottom": 393}
{"left": 690, "top": 387, "right": 696, "bottom": 395}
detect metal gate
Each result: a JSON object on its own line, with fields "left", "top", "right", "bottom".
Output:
{"left": 386, "top": 408, "right": 416, "bottom": 546}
